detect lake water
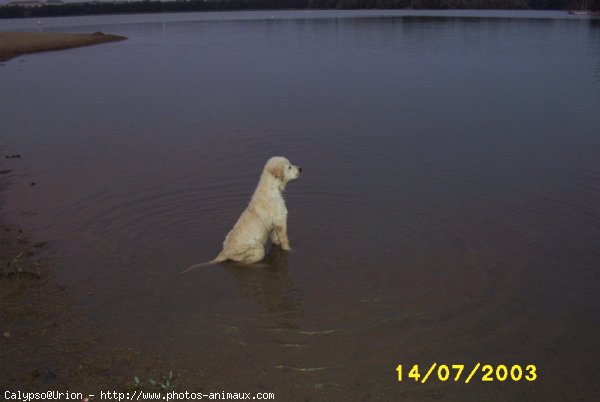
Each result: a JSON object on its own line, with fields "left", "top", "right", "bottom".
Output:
{"left": 1, "top": 9, "right": 599, "bottom": 401}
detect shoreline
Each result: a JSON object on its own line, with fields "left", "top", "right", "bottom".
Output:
{"left": 0, "top": 154, "right": 161, "bottom": 394}
{"left": 0, "top": 31, "right": 126, "bottom": 61}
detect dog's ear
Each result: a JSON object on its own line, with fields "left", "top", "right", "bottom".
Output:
{"left": 269, "top": 163, "right": 285, "bottom": 181}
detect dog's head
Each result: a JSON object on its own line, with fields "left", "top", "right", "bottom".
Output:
{"left": 265, "top": 156, "right": 301, "bottom": 185}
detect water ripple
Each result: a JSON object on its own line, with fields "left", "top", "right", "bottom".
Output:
{"left": 58, "top": 178, "right": 255, "bottom": 257}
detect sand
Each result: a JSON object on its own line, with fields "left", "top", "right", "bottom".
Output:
{"left": 1, "top": 156, "right": 160, "bottom": 393}
{"left": 0, "top": 31, "right": 126, "bottom": 61}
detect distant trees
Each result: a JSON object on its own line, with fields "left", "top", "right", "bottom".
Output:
{"left": 0, "top": 0, "right": 593, "bottom": 19}
{"left": 0, "top": 0, "right": 304, "bottom": 19}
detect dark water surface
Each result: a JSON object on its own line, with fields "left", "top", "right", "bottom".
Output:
{"left": 1, "top": 10, "right": 599, "bottom": 401}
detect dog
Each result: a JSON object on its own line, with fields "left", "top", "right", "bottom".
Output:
{"left": 182, "top": 156, "right": 301, "bottom": 273}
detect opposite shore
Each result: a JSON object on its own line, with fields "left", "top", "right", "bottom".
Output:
{"left": 0, "top": 31, "right": 126, "bottom": 61}
{"left": 1, "top": 0, "right": 598, "bottom": 20}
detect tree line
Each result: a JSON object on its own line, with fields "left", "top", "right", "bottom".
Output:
{"left": 1, "top": 0, "right": 598, "bottom": 19}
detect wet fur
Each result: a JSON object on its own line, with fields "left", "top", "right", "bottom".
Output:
{"left": 182, "top": 156, "right": 300, "bottom": 273}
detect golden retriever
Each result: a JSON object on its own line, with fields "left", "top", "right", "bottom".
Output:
{"left": 183, "top": 156, "right": 301, "bottom": 272}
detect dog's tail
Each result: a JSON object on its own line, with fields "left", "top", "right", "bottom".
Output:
{"left": 181, "top": 253, "right": 227, "bottom": 274}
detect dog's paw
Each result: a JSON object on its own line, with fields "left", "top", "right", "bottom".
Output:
{"left": 282, "top": 245, "right": 292, "bottom": 251}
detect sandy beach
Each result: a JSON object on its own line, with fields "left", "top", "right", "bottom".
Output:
{"left": 0, "top": 31, "right": 126, "bottom": 61}
{"left": 1, "top": 158, "right": 162, "bottom": 395}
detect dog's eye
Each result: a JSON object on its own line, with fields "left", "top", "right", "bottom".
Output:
{"left": 288, "top": 165, "right": 291, "bottom": 170}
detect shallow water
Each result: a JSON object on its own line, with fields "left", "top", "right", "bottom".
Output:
{"left": 1, "top": 10, "right": 599, "bottom": 401}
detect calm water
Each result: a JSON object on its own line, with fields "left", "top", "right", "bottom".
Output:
{"left": 1, "top": 10, "right": 599, "bottom": 401}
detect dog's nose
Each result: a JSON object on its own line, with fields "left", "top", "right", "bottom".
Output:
{"left": 298, "top": 167, "right": 302, "bottom": 173}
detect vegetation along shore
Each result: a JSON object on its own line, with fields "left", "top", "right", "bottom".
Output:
{"left": 1, "top": 0, "right": 599, "bottom": 19}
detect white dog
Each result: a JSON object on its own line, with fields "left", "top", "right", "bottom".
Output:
{"left": 183, "top": 156, "right": 301, "bottom": 272}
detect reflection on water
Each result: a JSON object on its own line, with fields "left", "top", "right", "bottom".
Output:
{"left": 224, "top": 247, "right": 303, "bottom": 329}
{"left": 1, "top": 10, "right": 599, "bottom": 401}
